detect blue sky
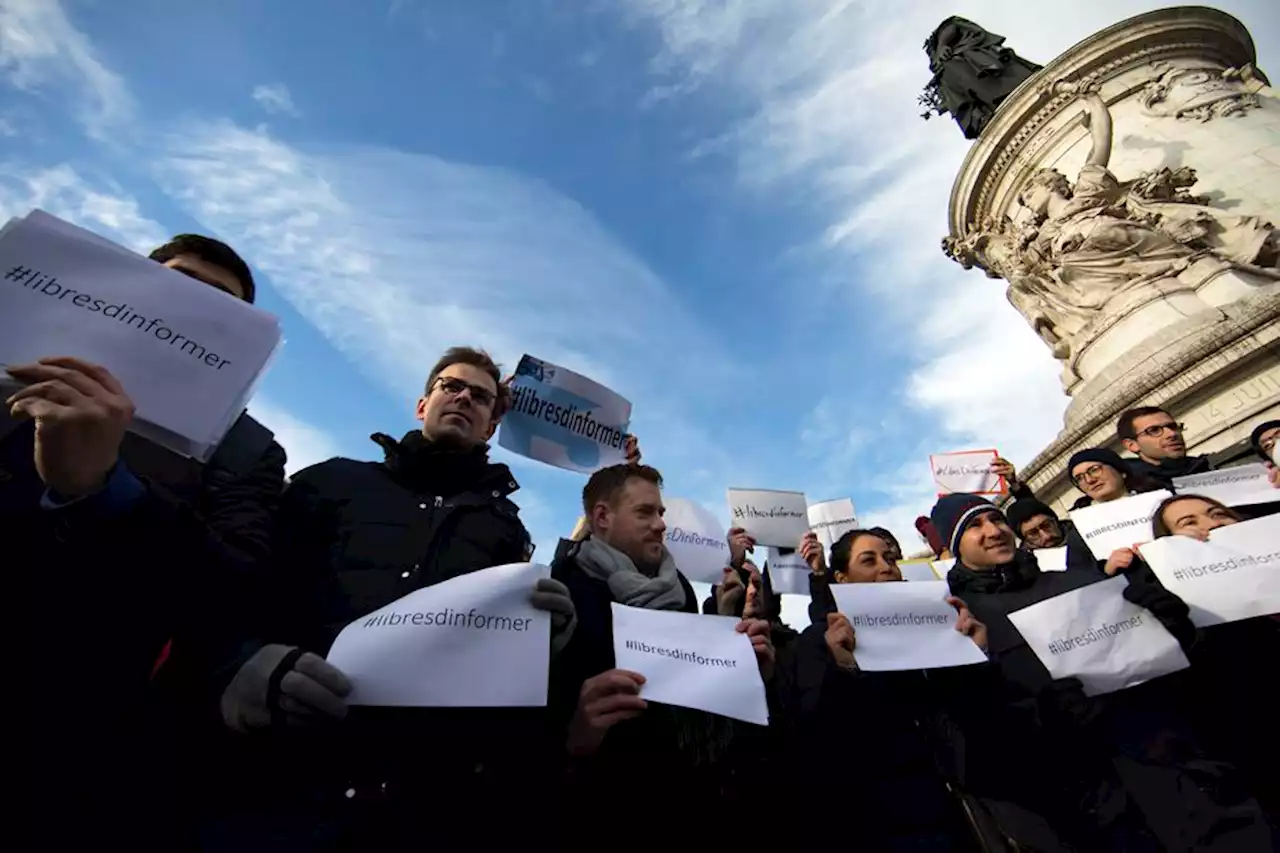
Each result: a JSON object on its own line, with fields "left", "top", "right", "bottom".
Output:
{"left": 3, "top": 0, "right": 1278, "bottom": 591}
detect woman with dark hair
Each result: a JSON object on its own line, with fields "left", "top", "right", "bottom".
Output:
{"left": 777, "top": 528, "right": 1003, "bottom": 851}
{"left": 1148, "top": 493, "right": 1280, "bottom": 820}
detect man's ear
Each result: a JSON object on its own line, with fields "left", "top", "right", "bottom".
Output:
{"left": 414, "top": 396, "right": 428, "bottom": 422}
{"left": 1121, "top": 437, "right": 1140, "bottom": 454}
{"left": 483, "top": 417, "right": 500, "bottom": 441}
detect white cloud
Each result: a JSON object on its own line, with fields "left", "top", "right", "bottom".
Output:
{"left": 251, "top": 83, "right": 299, "bottom": 117}
{"left": 0, "top": 0, "right": 132, "bottom": 138}
{"left": 0, "top": 163, "right": 167, "bottom": 252}
{"left": 248, "top": 397, "right": 342, "bottom": 475}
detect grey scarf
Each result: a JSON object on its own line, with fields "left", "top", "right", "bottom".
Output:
{"left": 575, "top": 538, "right": 688, "bottom": 611}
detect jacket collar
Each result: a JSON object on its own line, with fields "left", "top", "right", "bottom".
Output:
{"left": 947, "top": 550, "right": 1041, "bottom": 596}
{"left": 371, "top": 431, "right": 518, "bottom": 498}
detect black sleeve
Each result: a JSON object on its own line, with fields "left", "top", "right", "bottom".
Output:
{"left": 1009, "top": 481, "right": 1036, "bottom": 502}
{"left": 196, "top": 439, "right": 286, "bottom": 564}
{"left": 807, "top": 572, "right": 837, "bottom": 623}
{"left": 1121, "top": 558, "right": 1198, "bottom": 652}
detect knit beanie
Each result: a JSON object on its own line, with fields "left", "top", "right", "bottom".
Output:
{"left": 1005, "top": 499, "right": 1058, "bottom": 539}
{"left": 1066, "top": 447, "right": 1129, "bottom": 483}
{"left": 930, "top": 493, "right": 1003, "bottom": 560}
{"left": 1250, "top": 419, "right": 1280, "bottom": 461}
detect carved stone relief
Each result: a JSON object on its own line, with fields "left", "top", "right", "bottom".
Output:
{"left": 1138, "top": 62, "right": 1262, "bottom": 122}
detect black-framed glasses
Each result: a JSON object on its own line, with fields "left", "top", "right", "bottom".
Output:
{"left": 1024, "top": 518, "right": 1059, "bottom": 540}
{"left": 1074, "top": 464, "right": 1108, "bottom": 484}
{"left": 432, "top": 376, "right": 496, "bottom": 408}
{"left": 1138, "top": 421, "right": 1185, "bottom": 439}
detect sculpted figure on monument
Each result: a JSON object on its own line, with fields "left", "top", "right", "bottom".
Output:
{"left": 920, "top": 17, "right": 1042, "bottom": 139}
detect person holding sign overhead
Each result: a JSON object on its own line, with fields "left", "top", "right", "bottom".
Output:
{"left": 935, "top": 493, "right": 1276, "bottom": 852}
{"left": 207, "top": 346, "right": 575, "bottom": 849}
{"left": 776, "top": 527, "right": 1000, "bottom": 851}
{"left": 2, "top": 233, "right": 285, "bottom": 848}
{"left": 550, "top": 462, "right": 775, "bottom": 804}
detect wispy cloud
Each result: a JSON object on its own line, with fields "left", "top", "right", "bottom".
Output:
{"left": 0, "top": 0, "right": 132, "bottom": 138}
{"left": 247, "top": 397, "right": 342, "bottom": 475}
{"left": 0, "top": 163, "right": 167, "bottom": 252}
{"left": 251, "top": 83, "right": 300, "bottom": 117}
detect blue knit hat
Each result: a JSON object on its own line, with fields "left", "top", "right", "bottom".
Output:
{"left": 930, "top": 493, "right": 1004, "bottom": 559}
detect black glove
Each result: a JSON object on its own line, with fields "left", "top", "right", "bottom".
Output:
{"left": 220, "top": 644, "right": 352, "bottom": 732}
{"left": 531, "top": 578, "right": 576, "bottom": 657}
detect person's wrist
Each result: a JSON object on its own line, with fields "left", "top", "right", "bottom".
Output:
{"left": 47, "top": 459, "right": 118, "bottom": 502}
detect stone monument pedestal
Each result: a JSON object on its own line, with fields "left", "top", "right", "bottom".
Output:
{"left": 944, "top": 6, "right": 1280, "bottom": 514}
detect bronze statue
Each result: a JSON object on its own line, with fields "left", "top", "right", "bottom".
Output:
{"left": 921, "top": 17, "right": 1042, "bottom": 139}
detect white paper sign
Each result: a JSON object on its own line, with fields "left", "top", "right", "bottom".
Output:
{"left": 1069, "top": 490, "right": 1173, "bottom": 560}
{"left": 830, "top": 581, "right": 986, "bottom": 671}
{"left": 326, "top": 562, "right": 550, "bottom": 707}
{"left": 1006, "top": 575, "right": 1190, "bottom": 696}
{"left": 807, "top": 498, "right": 858, "bottom": 551}
{"left": 1138, "top": 517, "right": 1280, "bottom": 627}
{"left": 1172, "top": 463, "right": 1278, "bottom": 508}
{"left": 727, "top": 487, "right": 809, "bottom": 548}
{"left": 899, "top": 560, "right": 942, "bottom": 582}
{"left": 0, "top": 211, "right": 283, "bottom": 459}
{"left": 930, "top": 449, "right": 1002, "bottom": 495}
{"left": 1033, "top": 546, "right": 1069, "bottom": 572}
{"left": 498, "top": 354, "right": 631, "bottom": 473}
{"left": 663, "top": 497, "right": 730, "bottom": 584}
{"left": 611, "top": 603, "right": 768, "bottom": 725}
{"left": 931, "top": 558, "right": 957, "bottom": 577}
{"left": 765, "top": 547, "right": 811, "bottom": 595}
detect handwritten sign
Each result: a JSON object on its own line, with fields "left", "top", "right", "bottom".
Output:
{"left": 1139, "top": 517, "right": 1280, "bottom": 627}
{"left": 726, "top": 488, "right": 808, "bottom": 548}
{"left": 662, "top": 497, "right": 730, "bottom": 584}
{"left": 807, "top": 498, "right": 858, "bottom": 551}
{"left": 498, "top": 354, "right": 631, "bottom": 473}
{"left": 1069, "top": 490, "right": 1173, "bottom": 560}
{"left": 1172, "top": 463, "right": 1277, "bottom": 508}
{"left": 930, "top": 449, "right": 1002, "bottom": 495}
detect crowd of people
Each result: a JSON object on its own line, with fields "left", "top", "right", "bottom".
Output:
{"left": 5, "top": 233, "right": 1279, "bottom": 851}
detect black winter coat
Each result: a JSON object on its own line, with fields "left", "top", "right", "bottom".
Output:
{"left": 948, "top": 554, "right": 1277, "bottom": 852}
{"left": 2, "top": 411, "right": 283, "bottom": 847}
{"left": 550, "top": 543, "right": 774, "bottom": 803}
{"left": 207, "top": 432, "right": 550, "bottom": 815}
{"left": 776, "top": 623, "right": 1000, "bottom": 851}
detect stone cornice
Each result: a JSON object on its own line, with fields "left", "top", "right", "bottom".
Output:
{"left": 948, "top": 6, "right": 1262, "bottom": 238}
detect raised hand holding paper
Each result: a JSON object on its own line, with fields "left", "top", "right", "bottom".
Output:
{"left": 0, "top": 210, "right": 282, "bottom": 460}
{"left": 326, "top": 562, "right": 551, "bottom": 707}
{"left": 611, "top": 603, "right": 768, "bottom": 725}
{"left": 1172, "top": 464, "right": 1277, "bottom": 508}
{"left": 930, "top": 449, "right": 1002, "bottom": 495}
{"left": 1007, "top": 575, "right": 1189, "bottom": 696}
{"left": 808, "top": 498, "right": 857, "bottom": 551}
{"left": 765, "top": 546, "right": 811, "bottom": 594}
{"left": 662, "top": 497, "right": 730, "bottom": 584}
{"left": 830, "top": 581, "right": 987, "bottom": 671}
{"left": 498, "top": 355, "right": 631, "bottom": 473}
{"left": 1139, "top": 516, "right": 1280, "bottom": 627}
{"left": 1069, "top": 490, "right": 1172, "bottom": 560}
{"left": 727, "top": 487, "right": 808, "bottom": 548}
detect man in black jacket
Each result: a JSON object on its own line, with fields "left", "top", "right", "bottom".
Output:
{"left": 2, "top": 234, "right": 284, "bottom": 847}
{"left": 1118, "top": 405, "right": 1211, "bottom": 486}
{"left": 210, "top": 346, "right": 573, "bottom": 849}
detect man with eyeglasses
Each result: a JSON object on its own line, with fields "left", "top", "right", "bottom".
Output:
{"left": 1116, "top": 406, "right": 1210, "bottom": 487}
{"left": 207, "top": 345, "right": 579, "bottom": 849}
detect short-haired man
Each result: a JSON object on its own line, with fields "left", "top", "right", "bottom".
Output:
{"left": 549, "top": 463, "right": 775, "bottom": 804}
{"left": 213, "top": 346, "right": 574, "bottom": 846}
{"left": 1117, "top": 405, "right": 1211, "bottom": 486}
{"left": 1, "top": 234, "right": 284, "bottom": 846}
